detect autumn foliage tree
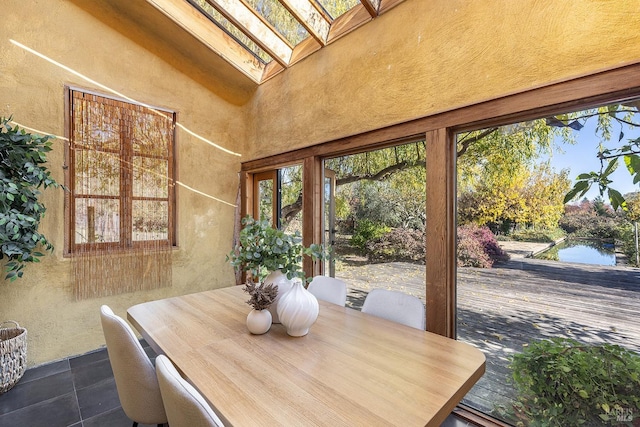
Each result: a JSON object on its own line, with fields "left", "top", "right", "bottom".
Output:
{"left": 458, "top": 162, "right": 570, "bottom": 232}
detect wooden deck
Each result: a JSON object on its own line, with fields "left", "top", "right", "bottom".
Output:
{"left": 336, "top": 257, "right": 640, "bottom": 419}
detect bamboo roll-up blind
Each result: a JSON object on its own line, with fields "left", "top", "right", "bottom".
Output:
{"left": 69, "top": 90, "right": 175, "bottom": 299}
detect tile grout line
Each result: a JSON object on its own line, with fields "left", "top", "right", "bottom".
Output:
{"left": 69, "top": 356, "right": 83, "bottom": 427}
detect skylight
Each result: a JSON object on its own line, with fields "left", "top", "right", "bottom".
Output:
{"left": 145, "top": 0, "right": 402, "bottom": 84}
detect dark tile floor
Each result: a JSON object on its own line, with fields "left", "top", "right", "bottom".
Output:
{"left": 0, "top": 341, "right": 475, "bottom": 427}
{"left": 0, "top": 342, "right": 159, "bottom": 427}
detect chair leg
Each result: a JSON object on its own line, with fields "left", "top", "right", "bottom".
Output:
{"left": 132, "top": 422, "right": 138, "bottom": 427}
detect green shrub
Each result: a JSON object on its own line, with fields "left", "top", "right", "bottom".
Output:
{"left": 506, "top": 338, "right": 640, "bottom": 427}
{"left": 510, "top": 227, "right": 565, "bottom": 243}
{"left": 559, "top": 211, "right": 618, "bottom": 239}
{"left": 350, "top": 219, "right": 390, "bottom": 251}
{"left": 366, "top": 227, "right": 425, "bottom": 262}
{"left": 615, "top": 223, "right": 639, "bottom": 267}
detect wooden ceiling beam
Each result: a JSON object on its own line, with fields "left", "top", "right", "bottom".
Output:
{"left": 261, "top": 36, "right": 322, "bottom": 82}
{"left": 327, "top": 3, "right": 372, "bottom": 44}
{"left": 205, "top": 0, "right": 293, "bottom": 66}
{"left": 146, "top": 0, "right": 264, "bottom": 83}
{"left": 359, "top": 0, "right": 380, "bottom": 18}
{"left": 278, "top": 0, "right": 331, "bottom": 45}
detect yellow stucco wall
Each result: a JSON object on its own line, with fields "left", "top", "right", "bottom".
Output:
{"left": 249, "top": 0, "right": 640, "bottom": 159}
{"left": 1, "top": 0, "right": 248, "bottom": 366}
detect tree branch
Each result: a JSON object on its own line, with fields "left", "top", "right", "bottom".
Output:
{"left": 336, "top": 159, "right": 424, "bottom": 186}
{"left": 457, "top": 128, "right": 499, "bottom": 157}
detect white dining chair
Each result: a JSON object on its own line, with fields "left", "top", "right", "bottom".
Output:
{"left": 100, "top": 305, "right": 167, "bottom": 427}
{"left": 155, "top": 354, "right": 224, "bottom": 427}
{"left": 307, "top": 275, "right": 347, "bottom": 306}
{"left": 361, "top": 289, "right": 426, "bottom": 330}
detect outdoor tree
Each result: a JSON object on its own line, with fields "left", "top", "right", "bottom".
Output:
{"left": 622, "top": 191, "right": 640, "bottom": 265}
{"left": 519, "top": 164, "right": 572, "bottom": 228}
{"left": 272, "top": 101, "right": 639, "bottom": 238}
{"left": 457, "top": 119, "right": 568, "bottom": 192}
{"left": 458, "top": 162, "right": 570, "bottom": 231}
{"left": 624, "top": 192, "right": 640, "bottom": 222}
{"left": 562, "top": 102, "right": 640, "bottom": 209}
{"left": 457, "top": 120, "right": 571, "bottom": 231}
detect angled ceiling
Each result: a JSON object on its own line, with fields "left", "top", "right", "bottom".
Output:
{"left": 146, "top": 0, "right": 406, "bottom": 84}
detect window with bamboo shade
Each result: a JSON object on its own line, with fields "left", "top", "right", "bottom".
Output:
{"left": 67, "top": 89, "right": 176, "bottom": 298}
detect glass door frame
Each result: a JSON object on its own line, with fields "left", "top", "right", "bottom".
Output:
{"left": 251, "top": 170, "right": 279, "bottom": 228}
{"left": 323, "top": 168, "right": 337, "bottom": 277}
{"left": 239, "top": 64, "right": 640, "bottom": 340}
{"left": 238, "top": 65, "right": 640, "bottom": 425}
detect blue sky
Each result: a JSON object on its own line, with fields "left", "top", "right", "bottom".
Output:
{"left": 544, "top": 116, "right": 640, "bottom": 202}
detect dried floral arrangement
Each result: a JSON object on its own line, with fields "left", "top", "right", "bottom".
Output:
{"left": 243, "top": 281, "right": 278, "bottom": 311}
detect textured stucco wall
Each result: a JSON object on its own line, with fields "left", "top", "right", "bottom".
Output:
{"left": 1, "top": 0, "right": 247, "bottom": 366}
{"left": 249, "top": 0, "right": 640, "bottom": 159}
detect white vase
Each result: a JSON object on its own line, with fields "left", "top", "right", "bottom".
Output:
{"left": 277, "top": 280, "right": 319, "bottom": 337}
{"left": 246, "top": 309, "right": 272, "bottom": 335}
{"left": 264, "top": 270, "right": 293, "bottom": 324}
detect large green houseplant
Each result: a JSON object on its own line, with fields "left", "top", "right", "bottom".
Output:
{"left": 227, "top": 215, "right": 326, "bottom": 284}
{"left": 228, "top": 215, "right": 328, "bottom": 335}
{"left": 0, "top": 117, "right": 61, "bottom": 281}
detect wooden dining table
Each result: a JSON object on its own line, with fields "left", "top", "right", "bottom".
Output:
{"left": 127, "top": 286, "right": 485, "bottom": 426}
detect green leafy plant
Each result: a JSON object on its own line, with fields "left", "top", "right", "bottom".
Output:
{"left": 227, "top": 215, "right": 327, "bottom": 283}
{"left": 564, "top": 136, "right": 640, "bottom": 211}
{"left": 506, "top": 338, "right": 640, "bottom": 426}
{"left": 510, "top": 227, "right": 565, "bottom": 243}
{"left": 0, "top": 117, "right": 61, "bottom": 281}
{"left": 351, "top": 219, "right": 390, "bottom": 251}
{"left": 365, "top": 227, "right": 425, "bottom": 262}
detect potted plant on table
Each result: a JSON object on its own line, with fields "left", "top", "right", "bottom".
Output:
{"left": 227, "top": 215, "right": 327, "bottom": 336}
{"left": 243, "top": 281, "right": 278, "bottom": 334}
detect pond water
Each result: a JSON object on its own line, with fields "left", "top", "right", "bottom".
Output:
{"left": 534, "top": 239, "right": 616, "bottom": 266}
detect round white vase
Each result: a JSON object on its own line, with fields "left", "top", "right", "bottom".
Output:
{"left": 264, "top": 270, "right": 293, "bottom": 324}
{"left": 277, "top": 281, "right": 319, "bottom": 337}
{"left": 246, "top": 309, "right": 272, "bottom": 335}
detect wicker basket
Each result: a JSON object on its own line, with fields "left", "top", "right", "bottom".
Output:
{"left": 0, "top": 321, "right": 27, "bottom": 394}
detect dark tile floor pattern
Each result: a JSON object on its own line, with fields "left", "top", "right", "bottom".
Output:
{"left": 0, "top": 341, "right": 475, "bottom": 427}
{"left": 0, "top": 342, "right": 159, "bottom": 427}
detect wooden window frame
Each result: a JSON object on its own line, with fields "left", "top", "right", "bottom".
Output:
{"left": 64, "top": 87, "right": 177, "bottom": 255}
{"left": 240, "top": 63, "right": 640, "bottom": 425}
{"left": 241, "top": 62, "right": 640, "bottom": 337}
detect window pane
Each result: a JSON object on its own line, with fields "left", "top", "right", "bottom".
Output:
{"left": 257, "top": 179, "right": 274, "bottom": 224}
{"left": 69, "top": 89, "right": 176, "bottom": 252}
{"left": 244, "top": 0, "right": 309, "bottom": 46}
{"left": 455, "top": 101, "right": 640, "bottom": 425}
{"left": 74, "top": 149, "right": 120, "bottom": 196}
{"left": 133, "top": 156, "right": 169, "bottom": 198}
{"left": 73, "top": 96, "right": 121, "bottom": 151}
{"left": 133, "top": 200, "right": 168, "bottom": 241}
{"left": 323, "top": 141, "right": 427, "bottom": 308}
{"left": 315, "top": 0, "right": 360, "bottom": 20}
{"left": 131, "top": 110, "right": 171, "bottom": 157}
{"left": 75, "top": 198, "right": 120, "bottom": 243}
{"left": 280, "top": 165, "right": 303, "bottom": 234}
{"left": 190, "top": 0, "right": 273, "bottom": 63}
